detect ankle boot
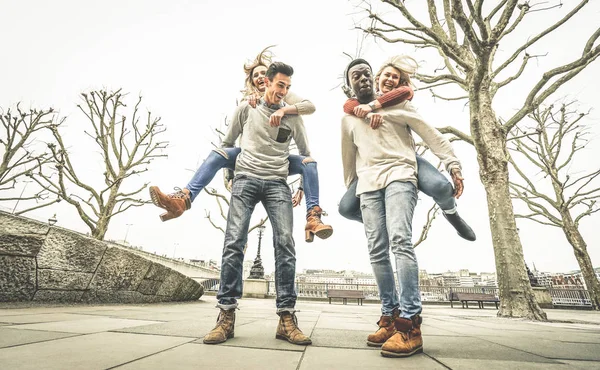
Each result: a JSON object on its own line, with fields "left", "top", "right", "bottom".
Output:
{"left": 367, "top": 308, "right": 399, "bottom": 347}
{"left": 381, "top": 315, "right": 423, "bottom": 358}
{"left": 275, "top": 312, "right": 312, "bottom": 345}
{"left": 149, "top": 186, "right": 191, "bottom": 222}
{"left": 442, "top": 212, "right": 476, "bottom": 241}
{"left": 304, "top": 206, "right": 333, "bottom": 243}
{"left": 203, "top": 308, "right": 236, "bottom": 344}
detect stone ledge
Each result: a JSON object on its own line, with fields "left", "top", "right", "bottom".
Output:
{"left": 0, "top": 211, "right": 203, "bottom": 303}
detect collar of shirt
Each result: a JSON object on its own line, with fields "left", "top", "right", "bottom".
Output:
{"left": 260, "top": 98, "right": 285, "bottom": 110}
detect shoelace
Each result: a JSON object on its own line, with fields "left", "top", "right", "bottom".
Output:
{"left": 168, "top": 187, "right": 187, "bottom": 199}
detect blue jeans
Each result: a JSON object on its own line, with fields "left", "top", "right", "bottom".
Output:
{"left": 216, "top": 175, "right": 297, "bottom": 312}
{"left": 339, "top": 154, "right": 456, "bottom": 222}
{"left": 185, "top": 148, "right": 319, "bottom": 211}
{"left": 360, "top": 181, "right": 421, "bottom": 318}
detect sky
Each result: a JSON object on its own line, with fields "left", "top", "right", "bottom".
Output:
{"left": 1, "top": 0, "right": 599, "bottom": 276}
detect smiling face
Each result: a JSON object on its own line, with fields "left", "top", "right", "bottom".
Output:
{"left": 264, "top": 72, "right": 291, "bottom": 105}
{"left": 379, "top": 66, "right": 402, "bottom": 93}
{"left": 251, "top": 65, "right": 268, "bottom": 93}
{"left": 348, "top": 63, "right": 375, "bottom": 103}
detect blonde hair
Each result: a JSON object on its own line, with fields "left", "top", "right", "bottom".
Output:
{"left": 375, "top": 55, "right": 419, "bottom": 91}
{"left": 241, "top": 45, "right": 276, "bottom": 98}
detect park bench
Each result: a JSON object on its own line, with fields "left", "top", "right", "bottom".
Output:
{"left": 327, "top": 289, "right": 365, "bottom": 305}
{"left": 450, "top": 291, "right": 499, "bottom": 309}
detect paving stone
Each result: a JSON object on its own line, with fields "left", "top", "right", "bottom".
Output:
{"left": 310, "top": 328, "right": 378, "bottom": 350}
{"left": 117, "top": 342, "right": 302, "bottom": 370}
{"left": 0, "top": 313, "right": 99, "bottom": 324}
{"left": 424, "top": 335, "right": 561, "bottom": 363}
{"left": 0, "top": 327, "right": 78, "bottom": 348}
{"left": 5, "top": 317, "right": 162, "bottom": 334}
{"left": 299, "top": 346, "right": 446, "bottom": 370}
{"left": 435, "top": 358, "right": 580, "bottom": 369}
{"left": 483, "top": 336, "right": 600, "bottom": 361}
{"left": 113, "top": 316, "right": 257, "bottom": 338}
{"left": 0, "top": 332, "right": 191, "bottom": 370}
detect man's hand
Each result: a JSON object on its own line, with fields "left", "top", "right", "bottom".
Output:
{"left": 270, "top": 108, "right": 285, "bottom": 127}
{"left": 366, "top": 113, "right": 384, "bottom": 129}
{"left": 292, "top": 189, "right": 304, "bottom": 207}
{"left": 451, "top": 168, "right": 464, "bottom": 199}
{"left": 226, "top": 179, "right": 233, "bottom": 192}
{"left": 353, "top": 104, "right": 372, "bottom": 118}
{"left": 248, "top": 94, "right": 261, "bottom": 108}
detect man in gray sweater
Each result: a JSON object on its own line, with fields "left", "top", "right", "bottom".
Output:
{"left": 203, "top": 62, "right": 312, "bottom": 346}
{"left": 341, "top": 59, "right": 466, "bottom": 358}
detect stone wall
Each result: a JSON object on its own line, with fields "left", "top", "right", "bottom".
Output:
{"left": 0, "top": 211, "right": 203, "bottom": 303}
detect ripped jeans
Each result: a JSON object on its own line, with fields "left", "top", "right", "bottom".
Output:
{"left": 185, "top": 147, "right": 319, "bottom": 211}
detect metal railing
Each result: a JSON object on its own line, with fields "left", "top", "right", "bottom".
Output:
{"left": 197, "top": 278, "right": 592, "bottom": 308}
{"left": 548, "top": 288, "right": 592, "bottom": 307}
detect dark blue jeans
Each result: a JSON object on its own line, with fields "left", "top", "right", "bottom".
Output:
{"left": 186, "top": 148, "right": 319, "bottom": 211}
{"left": 216, "top": 175, "right": 297, "bottom": 311}
{"left": 339, "top": 154, "right": 455, "bottom": 222}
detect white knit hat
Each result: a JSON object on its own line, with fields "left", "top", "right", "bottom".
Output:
{"left": 384, "top": 55, "right": 419, "bottom": 75}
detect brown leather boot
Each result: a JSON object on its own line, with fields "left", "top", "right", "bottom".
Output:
{"left": 367, "top": 309, "right": 400, "bottom": 347}
{"left": 381, "top": 315, "right": 423, "bottom": 358}
{"left": 304, "top": 206, "right": 333, "bottom": 243}
{"left": 275, "top": 312, "right": 312, "bottom": 345}
{"left": 149, "top": 186, "right": 191, "bottom": 222}
{"left": 203, "top": 308, "right": 236, "bottom": 344}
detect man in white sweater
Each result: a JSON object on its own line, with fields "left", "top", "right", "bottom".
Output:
{"left": 341, "top": 59, "right": 465, "bottom": 358}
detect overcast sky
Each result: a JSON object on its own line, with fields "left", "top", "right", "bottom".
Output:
{"left": 2, "top": 0, "right": 599, "bottom": 276}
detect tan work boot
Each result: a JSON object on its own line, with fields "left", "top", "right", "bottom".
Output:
{"left": 381, "top": 315, "right": 423, "bottom": 358}
{"left": 367, "top": 308, "right": 400, "bottom": 347}
{"left": 149, "top": 186, "right": 191, "bottom": 222}
{"left": 304, "top": 206, "right": 333, "bottom": 243}
{"left": 275, "top": 312, "right": 312, "bottom": 345}
{"left": 203, "top": 308, "right": 236, "bottom": 344}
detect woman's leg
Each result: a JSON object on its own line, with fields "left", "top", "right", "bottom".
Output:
{"left": 288, "top": 155, "right": 333, "bottom": 242}
{"left": 415, "top": 155, "right": 456, "bottom": 212}
{"left": 186, "top": 147, "right": 240, "bottom": 202}
{"left": 338, "top": 179, "right": 363, "bottom": 223}
{"left": 149, "top": 147, "right": 240, "bottom": 222}
{"left": 415, "top": 155, "right": 476, "bottom": 241}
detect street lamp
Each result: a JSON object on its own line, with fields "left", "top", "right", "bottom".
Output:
{"left": 123, "top": 223, "right": 133, "bottom": 244}
{"left": 12, "top": 180, "right": 32, "bottom": 214}
{"left": 48, "top": 214, "right": 57, "bottom": 226}
{"left": 249, "top": 225, "right": 266, "bottom": 280}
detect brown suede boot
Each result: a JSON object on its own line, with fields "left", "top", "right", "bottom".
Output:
{"left": 304, "top": 206, "right": 333, "bottom": 243}
{"left": 203, "top": 308, "right": 236, "bottom": 344}
{"left": 381, "top": 315, "right": 423, "bottom": 358}
{"left": 275, "top": 312, "right": 312, "bottom": 345}
{"left": 149, "top": 186, "right": 191, "bottom": 222}
{"left": 367, "top": 309, "right": 400, "bottom": 347}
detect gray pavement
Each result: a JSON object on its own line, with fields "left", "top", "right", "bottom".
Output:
{"left": 0, "top": 297, "right": 599, "bottom": 369}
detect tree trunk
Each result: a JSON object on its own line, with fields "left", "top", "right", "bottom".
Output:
{"left": 561, "top": 211, "right": 600, "bottom": 310}
{"left": 470, "top": 88, "right": 547, "bottom": 320}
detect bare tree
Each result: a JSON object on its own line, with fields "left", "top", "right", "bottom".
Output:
{"left": 32, "top": 89, "right": 168, "bottom": 240}
{"left": 508, "top": 102, "right": 600, "bottom": 309}
{"left": 355, "top": 0, "right": 600, "bottom": 320}
{"left": 0, "top": 105, "right": 62, "bottom": 214}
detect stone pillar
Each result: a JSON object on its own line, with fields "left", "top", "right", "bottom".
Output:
{"left": 243, "top": 278, "right": 269, "bottom": 298}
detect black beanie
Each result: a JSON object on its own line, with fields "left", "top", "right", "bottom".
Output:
{"left": 345, "top": 58, "right": 372, "bottom": 86}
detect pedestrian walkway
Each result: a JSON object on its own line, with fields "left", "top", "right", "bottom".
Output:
{"left": 0, "top": 297, "right": 598, "bottom": 369}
